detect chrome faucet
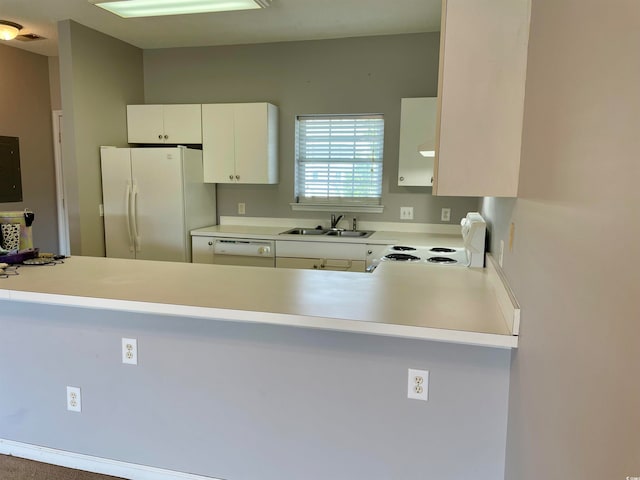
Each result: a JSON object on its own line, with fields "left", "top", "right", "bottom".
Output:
{"left": 330, "top": 214, "right": 344, "bottom": 229}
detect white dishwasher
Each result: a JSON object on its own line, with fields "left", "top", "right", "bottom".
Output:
{"left": 212, "top": 238, "right": 275, "bottom": 267}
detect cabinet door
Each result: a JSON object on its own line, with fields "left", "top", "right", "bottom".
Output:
{"left": 434, "top": 0, "right": 530, "bottom": 197}
{"left": 202, "top": 104, "right": 236, "bottom": 183}
{"left": 398, "top": 98, "right": 437, "bottom": 186}
{"left": 127, "top": 105, "right": 164, "bottom": 143}
{"left": 276, "top": 257, "right": 320, "bottom": 270}
{"left": 276, "top": 257, "right": 365, "bottom": 272}
{"left": 163, "top": 104, "right": 202, "bottom": 144}
{"left": 234, "top": 103, "right": 276, "bottom": 184}
{"left": 192, "top": 236, "right": 215, "bottom": 264}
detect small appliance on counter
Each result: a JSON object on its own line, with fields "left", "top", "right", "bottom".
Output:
{"left": 378, "top": 212, "right": 487, "bottom": 268}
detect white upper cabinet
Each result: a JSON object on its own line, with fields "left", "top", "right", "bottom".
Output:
{"left": 202, "top": 102, "right": 278, "bottom": 184}
{"left": 127, "top": 104, "right": 202, "bottom": 144}
{"left": 398, "top": 97, "right": 437, "bottom": 187}
{"left": 434, "top": 0, "right": 531, "bottom": 197}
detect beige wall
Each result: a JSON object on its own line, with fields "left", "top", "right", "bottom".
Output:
{"left": 58, "top": 20, "right": 144, "bottom": 256}
{"left": 0, "top": 43, "right": 58, "bottom": 253}
{"left": 482, "top": 0, "right": 640, "bottom": 478}
{"left": 48, "top": 56, "right": 61, "bottom": 111}
{"left": 144, "top": 34, "right": 479, "bottom": 224}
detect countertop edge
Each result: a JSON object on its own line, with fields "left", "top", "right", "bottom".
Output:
{"left": 4, "top": 289, "right": 518, "bottom": 349}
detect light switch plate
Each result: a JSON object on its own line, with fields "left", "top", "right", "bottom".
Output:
{"left": 400, "top": 207, "right": 413, "bottom": 220}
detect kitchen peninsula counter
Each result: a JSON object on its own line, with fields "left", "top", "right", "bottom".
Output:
{"left": 0, "top": 256, "right": 518, "bottom": 348}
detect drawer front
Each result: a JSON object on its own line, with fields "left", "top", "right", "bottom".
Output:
{"left": 275, "top": 241, "right": 366, "bottom": 260}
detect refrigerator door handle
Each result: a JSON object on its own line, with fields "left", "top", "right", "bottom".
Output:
{"left": 125, "top": 182, "right": 134, "bottom": 252}
{"left": 131, "top": 182, "right": 141, "bottom": 252}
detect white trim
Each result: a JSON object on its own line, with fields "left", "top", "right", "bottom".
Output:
{"left": 486, "top": 254, "right": 521, "bottom": 336}
{"left": 52, "top": 110, "right": 70, "bottom": 256}
{"left": 0, "top": 439, "right": 221, "bottom": 480}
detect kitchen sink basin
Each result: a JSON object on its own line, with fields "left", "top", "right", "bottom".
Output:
{"left": 280, "top": 228, "right": 374, "bottom": 238}
{"left": 325, "top": 230, "right": 374, "bottom": 238}
{"left": 280, "top": 228, "right": 329, "bottom": 235}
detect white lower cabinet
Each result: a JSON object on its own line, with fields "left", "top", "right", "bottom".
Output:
{"left": 275, "top": 240, "right": 367, "bottom": 273}
{"left": 276, "top": 257, "right": 365, "bottom": 272}
{"left": 192, "top": 236, "right": 215, "bottom": 264}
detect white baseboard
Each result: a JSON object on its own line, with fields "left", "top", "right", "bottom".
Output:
{"left": 0, "top": 439, "right": 221, "bottom": 480}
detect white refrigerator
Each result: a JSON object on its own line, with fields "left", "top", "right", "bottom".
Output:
{"left": 100, "top": 146, "right": 216, "bottom": 262}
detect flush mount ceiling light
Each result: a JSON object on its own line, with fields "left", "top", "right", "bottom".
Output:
{"left": 90, "top": 0, "right": 271, "bottom": 18}
{"left": 0, "top": 20, "right": 23, "bottom": 41}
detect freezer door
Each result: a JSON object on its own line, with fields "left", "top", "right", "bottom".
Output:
{"left": 101, "top": 147, "right": 135, "bottom": 259}
{"left": 130, "top": 148, "right": 187, "bottom": 262}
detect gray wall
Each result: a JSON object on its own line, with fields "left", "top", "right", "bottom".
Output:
{"left": 58, "top": 20, "right": 144, "bottom": 256}
{"left": 481, "top": 0, "right": 640, "bottom": 478}
{"left": 0, "top": 43, "right": 58, "bottom": 253}
{"left": 0, "top": 300, "right": 511, "bottom": 480}
{"left": 143, "top": 34, "right": 479, "bottom": 225}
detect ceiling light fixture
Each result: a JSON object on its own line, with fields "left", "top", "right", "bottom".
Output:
{"left": 0, "top": 20, "right": 23, "bottom": 41}
{"left": 90, "top": 0, "right": 271, "bottom": 18}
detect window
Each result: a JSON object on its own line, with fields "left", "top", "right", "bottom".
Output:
{"left": 294, "top": 114, "right": 384, "bottom": 209}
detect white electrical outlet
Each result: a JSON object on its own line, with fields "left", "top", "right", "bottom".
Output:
{"left": 238, "top": 203, "right": 246, "bottom": 215}
{"left": 122, "top": 338, "right": 138, "bottom": 365}
{"left": 407, "top": 369, "right": 429, "bottom": 401}
{"left": 499, "top": 240, "right": 505, "bottom": 267}
{"left": 400, "top": 206, "right": 413, "bottom": 220}
{"left": 66, "top": 386, "right": 82, "bottom": 412}
{"left": 441, "top": 208, "right": 451, "bottom": 222}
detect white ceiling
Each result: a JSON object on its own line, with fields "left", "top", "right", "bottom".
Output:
{"left": 0, "top": 0, "right": 442, "bottom": 57}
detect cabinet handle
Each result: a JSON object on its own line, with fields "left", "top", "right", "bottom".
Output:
{"left": 431, "top": 176, "right": 434, "bottom": 183}
{"left": 164, "top": 134, "right": 168, "bottom": 139}
{"left": 208, "top": 241, "right": 213, "bottom": 246}
{"left": 313, "top": 264, "right": 318, "bottom": 269}
{"left": 367, "top": 250, "right": 373, "bottom": 255}
{"left": 158, "top": 134, "right": 163, "bottom": 140}
{"left": 399, "top": 176, "right": 404, "bottom": 181}
{"left": 235, "top": 175, "right": 240, "bottom": 180}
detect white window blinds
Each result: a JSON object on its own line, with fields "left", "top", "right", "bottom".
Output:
{"left": 295, "top": 114, "right": 384, "bottom": 204}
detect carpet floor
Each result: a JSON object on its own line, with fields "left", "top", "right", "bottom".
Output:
{"left": 0, "top": 454, "right": 125, "bottom": 480}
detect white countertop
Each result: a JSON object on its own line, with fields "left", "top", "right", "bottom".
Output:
{"left": 191, "top": 224, "right": 465, "bottom": 248}
{"left": 0, "top": 255, "right": 518, "bottom": 349}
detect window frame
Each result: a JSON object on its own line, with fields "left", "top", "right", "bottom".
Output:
{"left": 292, "top": 113, "right": 385, "bottom": 213}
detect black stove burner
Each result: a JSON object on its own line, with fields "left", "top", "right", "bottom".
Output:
{"left": 384, "top": 253, "right": 421, "bottom": 261}
{"left": 391, "top": 246, "right": 417, "bottom": 251}
{"left": 429, "top": 247, "right": 456, "bottom": 253}
{"left": 427, "top": 256, "right": 458, "bottom": 264}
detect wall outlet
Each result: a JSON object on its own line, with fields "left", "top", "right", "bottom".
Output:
{"left": 499, "top": 240, "right": 505, "bottom": 267}
{"left": 400, "top": 206, "right": 413, "bottom": 220}
{"left": 66, "top": 386, "right": 82, "bottom": 412}
{"left": 407, "top": 368, "right": 429, "bottom": 401}
{"left": 122, "top": 338, "right": 138, "bottom": 365}
{"left": 238, "top": 202, "right": 246, "bottom": 215}
{"left": 441, "top": 207, "right": 451, "bottom": 222}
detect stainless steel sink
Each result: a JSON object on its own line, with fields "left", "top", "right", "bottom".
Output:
{"left": 280, "top": 228, "right": 329, "bottom": 235}
{"left": 325, "top": 230, "right": 374, "bottom": 238}
{"left": 280, "top": 228, "right": 374, "bottom": 238}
